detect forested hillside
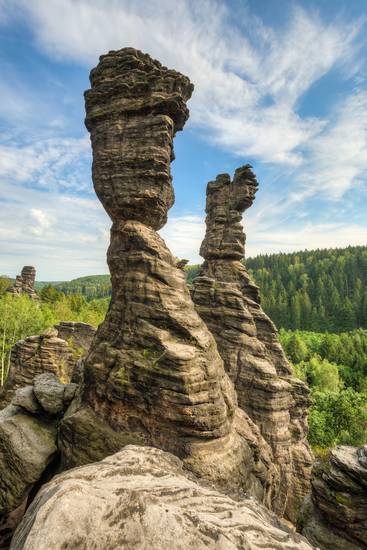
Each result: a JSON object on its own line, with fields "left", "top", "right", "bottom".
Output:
{"left": 54, "top": 275, "right": 111, "bottom": 299}
{"left": 247, "top": 245, "right": 367, "bottom": 332}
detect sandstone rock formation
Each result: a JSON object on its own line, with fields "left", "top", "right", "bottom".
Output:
{"left": 0, "top": 329, "right": 74, "bottom": 409}
{"left": 58, "top": 48, "right": 278, "bottom": 505}
{"left": 191, "top": 166, "right": 313, "bottom": 519}
{"left": 302, "top": 445, "right": 367, "bottom": 550}
{"left": 6, "top": 267, "right": 39, "bottom": 301}
{"left": 55, "top": 322, "right": 96, "bottom": 353}
{"left": 11, "top": 445, "right": 314, "bottom": 550}
{"left": 0, "top": 374, "right": 77, "bottom": 549}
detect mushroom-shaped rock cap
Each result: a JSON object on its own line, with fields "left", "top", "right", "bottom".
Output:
{"left": 84, "top": 48, "right": 193, "bottom": 229}
{"left": 85, "top": 47, "right": 193, "bottom": 132}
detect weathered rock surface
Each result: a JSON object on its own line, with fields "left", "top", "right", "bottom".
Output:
{"left": 302, "top": 445, "right": 367, "bottom": 549}
{"left": 192, "top": 166, "right": 313, "bottom": 519}
{"left": 0, "top": 329, "right": 74, "bottom": 408}
{"left": 6, "top": 267, "right": 39, "bottom": 301}
{"left": 33, "top": 374, "right": 70, "bottom": 416}
{"left": 58, "top": 48, "right": 278, "bottom": 504}
{"left": 55, "top": 322, "right": 96, "bottom": 353}
{"left": 11, "top": 445, "right": 314, "bottom": 550}
{"left": 0, "top": 405, "right": 57, "bottom": 517}
{"left": 0, "top": 375, "right": 79, "bottom": 549}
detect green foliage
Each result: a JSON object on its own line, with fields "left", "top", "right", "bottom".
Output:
{"left": 309, "top": 389, "right": 367, "bottom": 448}
{"left": 54, "top": 274, "right": 111, "bottom": 300}
{"left": 0, "top": 276, "right": 12, "bottom": 296}
{"left": 280, "top": 329, "right": 367, "bottom": 392}
{"left": 0, "top": 294, "right": 54, "bottom": 385}
{"left": 185, "top": 264, "right": 200, "bottom": 285}
{"left": 281, "top": 329, "right": 367, "bottom": 449}
{"left": 247, "top": 245, "right": 367, "bottom": 332}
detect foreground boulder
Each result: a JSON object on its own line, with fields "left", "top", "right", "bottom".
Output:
{"left": 302, "top": 445, "right": 367, "bottom": 550}
{"left": 6, "top": 267, "right": 39, "bottom": 301}
{"left": 11, "top": 445, "right": 313, "bottom": 550}
{"left": 0, "top": 404, "right": 57, "bottom": 517}
{"left": 192, "top": 167, "right": 313, "bottom": 518}
{"left": 0, "top": 374, "right": 77, "bottom": 548}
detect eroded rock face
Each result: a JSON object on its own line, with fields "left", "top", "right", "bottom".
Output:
{"left": 0, "top": 405, "right": 57, "bottom": 520}
{"left": 302, "top": 445, "right": 367, "bottom": 550}
{"left": 58, "top": 48, "right": 276, "bottom": 502}
{"left": 11, "top": 445, "right": 314, "bottom": 550}
{"left": 0, "top": 374, "right": 77, "bottom": 548}
{"left": 0, "top": 330, "right": 74, "bottom": 409}
{"left": 55, "top": 322, "right": 96, "bottom": 354}
{"left": 84, "top": 47, "right": 193, "bottom": 230}
{"left": 6, "top": 267, "right": 39, "bottom": 301}
{"left": 192, "top": 166, "right": 313, "bottom": 518}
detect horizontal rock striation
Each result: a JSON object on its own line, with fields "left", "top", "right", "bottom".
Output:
{"left": 59, "top": 48, "right": 277, "bottom": 502}
{"left": 11, "top": 445, "right": 314, "bottom": 550}
{"left": 0, "top": 329, "right": 74, "bottom": 409}
{"left": 55, "top": 322, "right": 96, "bottom": 354}
{"left": 6, "top": 267, "right": 39, "bottom": 301}
{"left": 192, "top": 166, "right": 313, "bottom": 518}
{"left": 302, "top": 445, "right": 367, "bottom": 550}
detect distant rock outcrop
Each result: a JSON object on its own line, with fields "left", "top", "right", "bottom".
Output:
{"left": 0, "top": 329, "right": 74, "bottom": 409}
{"left": 302, "top": 445, "right": 367, "bottom": 550}
{"left": 6, "top": 267, "right": 39, "bottom": 301}
{"left": 11, "top": 445, "right": 314, "bottom": 550}
{"left": 191, "top": 166, "right": 313, "bottom": 519}
{"left": 0, "top": 323, "right": 96, "bottom": 410}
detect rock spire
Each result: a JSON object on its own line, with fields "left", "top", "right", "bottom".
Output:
{"left": 60, "top": 48, "right": 275, "bottom": 500}
{"left": 192, "top": 166, "right": 313, "bottom": 519}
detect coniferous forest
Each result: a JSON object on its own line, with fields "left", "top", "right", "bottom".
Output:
{"left": 246, "top": 245, "right": 367, "bottom": 332}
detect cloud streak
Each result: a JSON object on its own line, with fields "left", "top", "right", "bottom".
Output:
{"left": 0, "top": 0, "right": 366, "bottom": 278}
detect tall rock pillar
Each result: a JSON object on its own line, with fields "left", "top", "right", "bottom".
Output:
{"left": 192, "top": 166, "right": 313, "bottom": 519}
{"left": 60, "top": 49, "right": 276, "bottom": 501}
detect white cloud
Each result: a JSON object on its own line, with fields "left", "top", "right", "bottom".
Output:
{"left": 29, "top": 208, "right": 55, "bottom": 236}
{"left": 245, "top": 222, "right": 367, "bottom": 257}
{"left": 160, "top": 215, "right": 205, "bottom": 264}
{"left": 4, "top": 0, "right": 363, "bottom": 166}
{"left": 297, "top": 89, "right": 367, "bottom": 200}
{"left": 0, "top": 0, "right": 366, "bottom": 278}
{"left": 0, "top": 136, "right": 91, "bottom": 192}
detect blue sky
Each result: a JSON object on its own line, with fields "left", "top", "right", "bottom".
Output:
{"left": 0, "top": 0, "right": 367, "bottom": 280}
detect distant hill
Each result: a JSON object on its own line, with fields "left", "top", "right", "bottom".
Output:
{"left": 53, "top": 274, "right": 111, "bottom": 300}
{"left": 246, "top": 245, "right": 367, "bottom": 332}
{"left": 35, "top": 245, "right": 367, "bottom": 332}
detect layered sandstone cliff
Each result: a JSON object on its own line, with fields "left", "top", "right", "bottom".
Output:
{"left": 191, "top": 166, "right": 313, "bottom": 519}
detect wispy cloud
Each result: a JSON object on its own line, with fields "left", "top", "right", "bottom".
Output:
{"left": 0, "top": 135, "right": 91, "bottom": 192}
{"left": 0, "top": 0, "right": 366, "bottom": 277}
{"left": 297, "top": 89, "right": 367, "bottom": 200}
{"left": 4, "top": 0, "right": 364, "bottom": 167}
